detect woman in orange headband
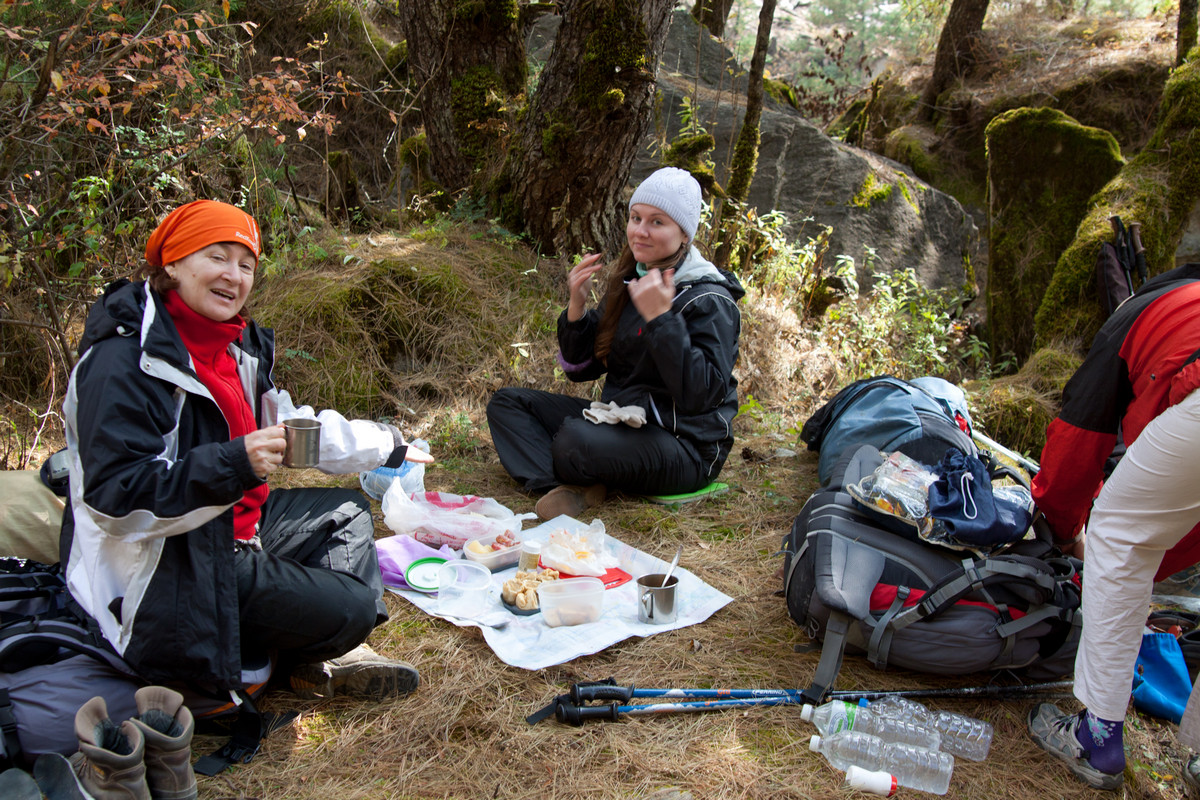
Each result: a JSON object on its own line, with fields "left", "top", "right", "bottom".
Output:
{"left": 61, "top": 201, "right": 431, "bottom": 731}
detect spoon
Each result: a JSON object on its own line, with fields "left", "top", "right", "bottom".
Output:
{"left": 661, "top": 545, "right": 682, "bottom": 588}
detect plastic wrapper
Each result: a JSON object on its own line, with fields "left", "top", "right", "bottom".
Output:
{"left": 381, "top": 486, "right": 535, "bottom": 549}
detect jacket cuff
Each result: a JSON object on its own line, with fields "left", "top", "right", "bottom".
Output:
{"left": 382, "top": 423, "right": 408, "bottom": 468}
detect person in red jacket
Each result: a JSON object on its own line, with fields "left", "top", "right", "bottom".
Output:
{"left": 1027, "top": 263, "right": 1200, "bottom": 790}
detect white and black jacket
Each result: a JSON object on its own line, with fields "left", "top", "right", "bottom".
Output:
{"left": 61, "top": 279, "right": 397, "bottom": 688}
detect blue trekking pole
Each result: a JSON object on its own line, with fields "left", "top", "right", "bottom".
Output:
{"left": 554, "top": 695, "right": 801, "bottom": 727}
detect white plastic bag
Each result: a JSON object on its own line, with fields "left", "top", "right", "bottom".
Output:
{"left": 359, "top": 439, "right": 429, "bottom": 500}
{"left": 381, "top": 485, "right": 535, "bottom": 549}
{"left": 539, "top": 520, "right": 617, "bottom": 577}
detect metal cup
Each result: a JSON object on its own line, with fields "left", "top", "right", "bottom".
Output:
{"left": 637, "top": 573, "right": 679, "bottom": 624}
{"left": 282, "top": 418, "right": 321, "bottom": 468}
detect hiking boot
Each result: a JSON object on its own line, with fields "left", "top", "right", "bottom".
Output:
{"left": 0, "top": 767, "right": 42, "bottom": 800}
{"left": 72, "top": 695, "right": 151, "bottom": 800}
{"left": 288, "top": 643, "right": 419, "bottom": 700}
{"left": 33, "top": 752, "right": 92, "bottom": 800}
{"left": 126, "top": 686, "right": 197, "bottom": 800}
{"left": 1184, "top": 753, "right": 1200, "bottom": 791}
{"left": 1027, "top": 702, "right": 1124, "bottom": 791}
{"left": 535, "top": 483, "right": 607, "bottom": 521}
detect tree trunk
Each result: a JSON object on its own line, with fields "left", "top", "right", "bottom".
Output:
{"left": 504, "top": 0, "right": 677, "bottom": 257}
{"left": 395, "top": 1, "right": 525, "bottom": 192}
{"left": 1180, "top": 0, "right": 1198, "bottom": 67}
{"left": 691, "top": 0, "right": 734, "bottom": 39}
{"left": 714, "top": 0, "right": 775, "bottom": 268}
{"left": 917, "top": 0, "right": 990, "bottom": 122}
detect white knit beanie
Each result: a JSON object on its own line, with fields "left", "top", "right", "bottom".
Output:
{"left": 629, "top": 167, "right": 702, "bottom": 240}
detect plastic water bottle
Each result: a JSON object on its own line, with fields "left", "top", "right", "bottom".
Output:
{"left": 810, "top": 730, "right": 954, "bottom": 795}
{"left": 864, "top": 696, "right": 993, "bottom": 762}
{"left": 842, "top": 766, "right": 897, "bottom": 797}
{"left": 801, "top": 700, "right": 942, "bottom": 751}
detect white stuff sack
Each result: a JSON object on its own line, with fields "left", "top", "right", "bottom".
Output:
{"left": 538, "top": 520, "right": 617, "bottom": 577}
{"left": 381, "top": 486, "right": 534, "bottom": 550}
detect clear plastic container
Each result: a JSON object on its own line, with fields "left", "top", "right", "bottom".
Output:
{"left": 435, "top": 560, "right": 492, "bottom": 618}
{"left": 810, "top": 730, "right": 954, "bottom": 795}
{"left": 801, "top": 700, "right": 941, "bottom": 751}
{"left": 864, "top": 697, "right": 993, "bottom": 762}
{"left": 537, "top": 577, "right": 604, "bottom": 627}
{"left": 463, "top": 532, "right": 523, "bottom": 570}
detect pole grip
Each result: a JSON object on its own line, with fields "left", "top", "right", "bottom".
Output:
{"left": 556, "top": 701, "right": 620, "bottom": 726}
{"left": 571, "top": 684, "right": 635, "bottom": 704}
{"left": 1129, "top": 222, "right": 1145, "bottom": 254}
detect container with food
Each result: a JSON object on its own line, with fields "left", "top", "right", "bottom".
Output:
{"left": 537, "top": 577, "right": 604, "bottom": 627}
{"left": 463, "top": 530, "right": 523, "bottom": 571}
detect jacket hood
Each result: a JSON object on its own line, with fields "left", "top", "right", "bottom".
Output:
{"left": 78, "top": 279, "right": 191, "bottom": 368}
{"left": 673, "top": 246, "right": 745, "bottom": 301}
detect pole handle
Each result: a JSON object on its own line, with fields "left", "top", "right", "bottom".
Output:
{"left": 571, "top": 684, "right": 635, "bottom": 704}
{"left": 1129, "top": 222, "right": 1145, "bottom": 255}
{"left": 556, "top": 701, "right": 620, "bottom": 726}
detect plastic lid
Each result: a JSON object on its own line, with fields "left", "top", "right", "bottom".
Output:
{"left": 845, "top": 765, "right": 898, "bottom": 797}
{"left": 809, "top": 735, "right": 821, "bottom": 752}
{"left": 404, "top": 557, "right": 447, "bottom": 592}
{"left": 522, "top": 541, "right": 542, "bottom": 553}
{"left": 800, "top": 704, "right": 814, "bottom": 721}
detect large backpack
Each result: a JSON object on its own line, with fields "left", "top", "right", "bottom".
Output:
{"left": 0, "top": 558, "right": 143, "bottom": 768}
{"left": 800, "top": 375, "right": 978, "bottom": 486}
{"left": 782, "top": 446, "right": 1082, "bottom": 704}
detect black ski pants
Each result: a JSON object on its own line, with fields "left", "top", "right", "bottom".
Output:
{"left": 235, "top": 487, "right": 384, "bottom": 666}
{"left": 486, "top": 387, "right": 708, "bottom": 496}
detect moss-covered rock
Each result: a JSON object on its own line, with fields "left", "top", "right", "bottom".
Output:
{"left": 985, "top": 107, "right": 1124, "bottom": 362}
{"left": 1035, "top": 55, "right": 1200, "bottom": 351}
{"left": 883, "top": 126, "right": 940, "bottom": 184}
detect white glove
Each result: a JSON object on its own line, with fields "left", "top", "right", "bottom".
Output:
{"left": 583, "top": 400, "right": 647, "bottom": 428}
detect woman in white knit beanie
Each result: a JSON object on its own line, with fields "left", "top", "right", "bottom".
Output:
{"left": 487, "top": 167, "right": 745, "bottom": 521}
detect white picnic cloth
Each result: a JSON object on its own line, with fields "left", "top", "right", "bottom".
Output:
{"left": 387, "top": 516, "right": 734, "bottom": 670}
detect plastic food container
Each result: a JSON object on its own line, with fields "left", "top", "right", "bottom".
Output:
{"left": 537, "top": 577, "right": 604, "bottom": 627}
{"left": 436, "top": 560, "right": 492, "bottom": 618}
{"left": 463, "top": 532, "right": 523, "bottom": 571}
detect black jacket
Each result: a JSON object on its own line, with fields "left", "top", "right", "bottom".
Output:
{"left": 558, "top": 248, "right": 745, "bottom": 478}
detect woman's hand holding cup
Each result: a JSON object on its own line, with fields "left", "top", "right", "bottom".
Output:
{"left": 245, "top": 425, "right": 287, "bottom": 479}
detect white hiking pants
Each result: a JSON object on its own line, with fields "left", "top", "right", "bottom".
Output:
{"left": 1075, "top": 387, "right": 1200, "bottom": 721}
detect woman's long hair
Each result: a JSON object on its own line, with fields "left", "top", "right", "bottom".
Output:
{"left": 593, "top": 243, "right": 688, "bottom": 362}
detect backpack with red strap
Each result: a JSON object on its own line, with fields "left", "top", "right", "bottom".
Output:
{"left": 782, "top": 445, "right": 1082, "bottom": 704}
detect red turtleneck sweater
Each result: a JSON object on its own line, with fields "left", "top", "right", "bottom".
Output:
{"left": 164, "top": 290, "right": 267, "bottom": 540}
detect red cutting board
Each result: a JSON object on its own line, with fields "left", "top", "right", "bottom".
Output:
{"left": 544, "top": 564, "right": 632, "bottom": 590}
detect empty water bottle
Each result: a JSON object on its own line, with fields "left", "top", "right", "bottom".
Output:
{"left": 864, "top": 696, "right": 993, "bottom": 762}
{"left": 801, "top": 700, "right": 941, "bottom": 751}
{"left": 810, "top": 730, "right": 954, "bottom": 795}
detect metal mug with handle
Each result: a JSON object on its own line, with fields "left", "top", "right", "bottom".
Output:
{"left": 282, "top": 418, "right": 322, "bottom": 468}
{"left": 637, "top": 574, "right": 678, "bottom": 624}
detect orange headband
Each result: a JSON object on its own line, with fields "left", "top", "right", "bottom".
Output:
{"left": 144, "top": 200, "right": 262, "bottom": 268}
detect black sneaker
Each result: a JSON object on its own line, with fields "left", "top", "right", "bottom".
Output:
{"left": 1027, "top": 703, "right": 1123, "bottom": 791}
{"left": 289, "top": 644, "right": 419, "bottom": 700}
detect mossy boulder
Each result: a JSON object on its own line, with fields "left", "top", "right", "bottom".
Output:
{"left": 1035, "top": 55, "right": 1200, "bottom": 351}
{"left": 883, "top": 125, "right": 940, "bottom": 183}
{"left": 985, "top": 107, "right": 1123, "bottom": 362}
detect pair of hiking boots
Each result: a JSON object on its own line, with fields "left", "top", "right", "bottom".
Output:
{"left": 28, "top": 686, "right": 197, "bottom": 800}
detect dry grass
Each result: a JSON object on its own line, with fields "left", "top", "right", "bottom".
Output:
{"left": 201, "top": 420, "right": 1196, "bottom": 800}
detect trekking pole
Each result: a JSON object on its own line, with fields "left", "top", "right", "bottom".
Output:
{"left": 829, "top": 679, "right": 1073, "bottom": 703}
{"left": 569, "top": 682, "right": 805, "bottom": 705}
{"left": 971, "top": 429, "right": 1040, "bottom": 475}
{"left": 1129, "top": 221, "right": 1149, "bottom": 285}
{"left": 552, "top": 695, "right": 802, "bottom": 727}
{"left": 1110, "top": 215, "right": 1136, "bottom": 295}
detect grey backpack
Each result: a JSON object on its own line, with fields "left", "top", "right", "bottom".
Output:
{"left": 782, "top": 446, "right": 1082, "bottom": 704}
{"left": 0, "top": 558, "right": 142, "bottom": 768}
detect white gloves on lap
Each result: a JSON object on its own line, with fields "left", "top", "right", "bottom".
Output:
{"left": 583, "top": 401, "right": 647, "bottom": 428}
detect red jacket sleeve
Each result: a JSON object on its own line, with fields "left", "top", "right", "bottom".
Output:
{"left": 1031, "top": 417, "right": 1116, "bottom": 543}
